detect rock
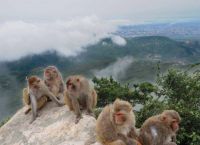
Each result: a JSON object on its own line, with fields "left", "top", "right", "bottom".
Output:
{"left": 0, "top": 102, "right": 101, "bottom": 145}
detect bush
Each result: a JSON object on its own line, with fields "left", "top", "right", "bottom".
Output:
{"left": 93, "top": 69, "right": 200, "bottom": 145}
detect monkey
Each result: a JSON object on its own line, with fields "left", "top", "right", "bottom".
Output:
{"left": 27, "top": 75, "right": 65, "bottom": 123}
{"left": 44, "top": 66, "right": 65, "bottom": 101}
{"left": 22, "top": 87, "right": 47, "bottom": 114}
{"left": 138, "top": 110, "right": 181, "bottom": 145}
{"left": 64, "top": 75, "right": 97, "bottom": 124}
{"left": 96, "top": 99, "right": 139, "bottom": 145}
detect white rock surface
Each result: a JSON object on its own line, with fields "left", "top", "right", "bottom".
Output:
{"left": 0, "top": 102, "right": 101, "bottom": 145}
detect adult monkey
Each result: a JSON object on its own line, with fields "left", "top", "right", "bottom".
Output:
{"left": 44, "top": 66, "right": 65, "bottom": 101}
{"left": 64, "top": 75, "right": 97, "bottom": 123}
{"left": 138, "top": 110, "right": 181, "bottom": 145}
{"left": 96, "top": 99, "right": 139, "bottom": 145}
{"left": 27, "top": 76, "right": 64, "bottom": 123}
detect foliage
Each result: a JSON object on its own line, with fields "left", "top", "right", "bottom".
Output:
{"left": 93, "top": 69, "right": 200, "bottom": 145}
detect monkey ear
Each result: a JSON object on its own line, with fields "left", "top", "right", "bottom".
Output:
{"left": 161, "top": 115, "right": 167, "bottom": 121}
{"left": 66, "top": 79, "right": 71, "bottom": 85}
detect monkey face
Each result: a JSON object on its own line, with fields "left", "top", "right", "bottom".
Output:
{"left": 114, "top": 110, "right": 128, "bottom": 125}
{"left": 161, "top": 110, "right": 181, "bottom": 132}
{"left": 66, "top": 76, "right": 81, "bottom": 91}
{"left": 28, "top": 76, "right": 41, "bottom": 89}
{"left": 44, "top": 67, "right": 58, "bottom": 80}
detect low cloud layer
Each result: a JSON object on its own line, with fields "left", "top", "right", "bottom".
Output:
{"left": 0, "top": 16, "right": 117, "bottom": 61}
{"left": 93, "top": 56, "right": 134, "bottom": 80}
{"left": 111, "top": 35, "right": 127, "bottom": 46}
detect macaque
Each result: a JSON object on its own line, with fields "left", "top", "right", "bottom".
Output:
{"left": 138, "top": 110, "right": 181, "bottom": 145}
{"left": 44, "top": 66, "right": 65, "bottom": 101}
{"left": 27, "top": 76, "right": 64, "bottom": 123}
{"left": 22, "top": 88, "right": 47, "bottom": 114}
{"left": 64, "top": 75, "right": 97, "bottom": 123}
{"left": 96, "top": 99, "right": 138, "bottom": 145}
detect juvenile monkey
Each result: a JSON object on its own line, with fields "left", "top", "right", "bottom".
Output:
{"left": 64, "top": 75, "right": 97, "bottom": 123}
{"left": 22, "top": 88, "right": 47, "bottom": 114}
{"left": 96, "top": 99, "right": 139, "bottom": 145}
{"left": 138, "top": 110, "right": 181, "bottom": 145}
{"left": 44, "top": 66, "right": 65, "bottom": 101}
{"left": 27, "top": 75, "right": 64, "bottom": 123}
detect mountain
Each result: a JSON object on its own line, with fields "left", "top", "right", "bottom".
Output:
{"left": 0, "top": 36, "right": 200, "bottom": 122}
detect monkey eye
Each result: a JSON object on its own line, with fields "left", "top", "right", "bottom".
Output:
{"left": 76, "top": 78, "right": 80, "bottom": 82}
{"left": 37, "top": 80, "right": 40, "bottom": 83}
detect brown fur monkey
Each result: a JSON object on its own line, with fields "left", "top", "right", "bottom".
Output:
{"left": 64, "top": 75, "right": 97, "bottom": 123}
{"left": 96, "top": 99, "right": 138, "bottom": 145}
{"left": 44, "top": 66, "right": 65, "bottom": 101}
{"left": 27, "top": 76, "right": 64, "bottom": 123}
{"left": 138, "top": 110, "right": 181, "bottom": 145}
{"left": 22, "top": 88, "right": 47, "bottom": 114}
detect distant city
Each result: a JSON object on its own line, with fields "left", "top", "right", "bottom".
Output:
{"left": 117, "top": 21, "right": 200, "bottom": 40}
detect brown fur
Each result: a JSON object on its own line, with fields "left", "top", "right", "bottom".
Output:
{"left": 22, "top": 88, "right": 47, "bottom": 114}
{"left": 138, "top": 110, "right": 181, "bottom": 145}
{"left": 44, "top": 66, "right": 65, "bottom": 101}
{"left": 27, "top": 75, "right": 64, "bottom": 123}
{"left": 64, "top": 75, "right": 97, "bottom": 123}
{"left": 96, "top": 99, "right": 138, "bottom": 145}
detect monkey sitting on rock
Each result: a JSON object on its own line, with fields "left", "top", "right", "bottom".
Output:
{"left": 64, "top": 75, "right": 97, "bottom": 124}
{"left": 44, "top": 66, "right": 65, "bottom": 101}
{"left": 96, "top": 99, "right": 139, "bottom": 145}
{"left": 23, "top": 75, "right": 64, "bottom": 123}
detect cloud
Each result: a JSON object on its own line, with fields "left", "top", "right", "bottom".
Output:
{"left": 111, "top": 35, "right": 127, "bottom": 46}
{"left": 93, "top": 56, "right": 134, "bottom": 80}
{"left": 0, "top": 16, "right": 117, "bottom": 61}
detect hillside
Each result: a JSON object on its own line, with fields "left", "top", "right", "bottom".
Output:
{"left": 0, "top": 36, "right": 200, "bottom": 122}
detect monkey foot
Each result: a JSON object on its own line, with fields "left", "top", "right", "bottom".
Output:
{"left": 75, "top": 116, "right": 82, "bottom": 124}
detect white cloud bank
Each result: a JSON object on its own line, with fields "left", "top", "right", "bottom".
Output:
{"left": 93, "top": 56, "right": 134, "bottom": 80}
{"left": 0, "top": 16, "right": 117, "bottom": 61}
{"left": 111, "top": 35, "right": 127, "bottom": 46}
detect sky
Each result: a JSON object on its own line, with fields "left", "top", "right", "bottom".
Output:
{"left": 0, "top": 0, "right": 199, "bottom": 61}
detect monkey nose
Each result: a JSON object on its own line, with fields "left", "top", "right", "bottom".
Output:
{"left": 72, "top": 85, "right": 76, "bottom": 89}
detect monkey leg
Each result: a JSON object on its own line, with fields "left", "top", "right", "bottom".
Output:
{"left": 64, "top": 93, "right": 74, "bottom": 111}
{"left": 24, "top": 107, "right": 31, "bottom": 114}
{"left": 86, "top": 94, "right": 94, "bottom": 116}
{"left": 71, "top": 98, "right": 82, "bottom": 124}
{"left": 37, "top": 96, "right": 47, "bottom": 110}
{"left": 91, "top": 89, "right": 97, "bottom": 108}
{"left": 22, "top": 88, "right": 30, "bottom": 105}
{"left": 106, "top": 140, "right": 126, "bottom": 145}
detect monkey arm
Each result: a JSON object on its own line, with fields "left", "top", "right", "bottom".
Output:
{"left": 46, "top": 91, "right": 65, "bottom": 106}
{"left": 71, "top": 96, "right": 82, "bottom": 117}
{"left": 30, "top": 93, "right": 37, "bottom": 123}
{"left": 59, "top": 81, "right": 64, "bottom": 93}
{"left": 41, "top": 84, "right": 64, "bottom": 106}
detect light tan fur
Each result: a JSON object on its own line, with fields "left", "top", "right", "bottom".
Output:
{"left": 138, "top": 110, "right": 181, "bottom": 145}
{"left": 96, "top": 99, "right": 138, "bottom": 145}
{"left": 64, "top": 75, "right": 97, "bottom": 123}
{"left": 44, "top": 66, "right": 65, "bottom": 101}
{"left": 26, "top": 75, "right": 64, "bottom": 123}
